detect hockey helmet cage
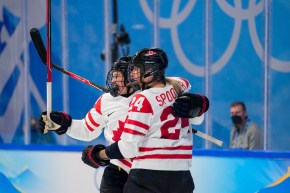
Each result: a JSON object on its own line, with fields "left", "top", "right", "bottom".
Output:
{"left": 106, "top": 56, "right": 132, "bottom": 97}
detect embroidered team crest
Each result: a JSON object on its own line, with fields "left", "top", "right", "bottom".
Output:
{"left": 145, "top": 50, "right": 156, "bottom": 56}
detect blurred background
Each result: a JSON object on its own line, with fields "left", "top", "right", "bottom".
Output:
{"left": 1, "top": 0, "right": 289, "bottom": 150}
{"left": 1, "top": 1, "right": 290, "bottom": 193}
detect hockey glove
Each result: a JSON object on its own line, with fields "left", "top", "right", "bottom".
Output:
{"left": 39, "top": 111, "right": 72, "bottom": 135}
{"left": 81, "top": 145, "right": 110, "bottom": 169}
{"left": 173, "top": 93, "right": 209, "bottom": 118}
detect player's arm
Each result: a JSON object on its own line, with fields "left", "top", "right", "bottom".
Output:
{"left": 165, "top": 77, "right": 209, "bottom": 120}
{"left": 81, "top": 144, "right": 110, "bottom": 169}
{"left": 173, "top": 93, "right": 209, "bottom": 119}
{"left": 84, "top": 125, "right": 141, "bottom": 165}
{"left": 102, "top": 94, "right": 152, "bottom": 159}
{"left": 116, "top": 93, "right": 153, "bottom": 157}
{"left": 88, "top": 127, "right": 142, "bottom": 161}
{"left": 66, "top": 102, "right": 105, "bottom": 141}
{"left": 84, "top": 138, "right": 138, "bottom": 165}
{"left": 166, "top": 77, "right": 207, "bottom": 123}
{"left": 165, "top": 77, "right": 191, "bottom": 95}
{"left": 81, "top": 141, "right": 124, "bottom": 170}
{"left": 39, "top": 111, "right": 72, "bottom": 135}
{"left": 82, "top": 94, "right": 153, "bottom": 167}
{"left": 39, "top": 95, "right": 105, "bottom": 141}
{"left": 81, "top": 134, "right": 134, "bottom": 169}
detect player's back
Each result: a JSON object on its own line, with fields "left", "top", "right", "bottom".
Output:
{"left": 124, "top": 83, "right": 193, "bottom": 171}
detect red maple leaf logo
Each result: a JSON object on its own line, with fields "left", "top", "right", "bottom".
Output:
{"left": 112, "top": 120, "right": 125, "bottom": 141}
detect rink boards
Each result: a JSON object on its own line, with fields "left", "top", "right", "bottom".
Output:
{"left": 0, "top": 145, "right": 290, "bottom": 193}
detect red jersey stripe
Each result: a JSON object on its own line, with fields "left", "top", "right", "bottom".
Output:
{"left": 123, "top": 128, "right": 146, "bottom": 136}
{"left": 88, "top": 112, "right": 100, "bottom": 128}
{"left": 126, "top": 119, "right": 150, "bottom": 130}
{"left": 84, "top": 120, "right": 94, "bottom": 132}
{"left": 139, "top": 145, "right": 192, "bottom": 152}
{"left": 135, "top": 154, "right": 192, "bottom": 160}
{"left": 179, "top": 77, "right": 190, "bottom": 88}
{"left": 119, "top": 159, "right": 132, "bottom": 168}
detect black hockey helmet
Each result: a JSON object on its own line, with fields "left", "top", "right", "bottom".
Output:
{"left": 131, "top": 48, "right": 168, "bottom": 79}
{"left": 129, "top": 48, "right": 168, "bottom": 90}
{"left": 106, "top": 56, "right": 132, "bottom": 97}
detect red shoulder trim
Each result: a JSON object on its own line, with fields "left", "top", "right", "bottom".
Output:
{"left": 129, "top": 94, "right": 153, "bottom": 114}
{"left": 179, "top": 77, "right": 190, "bottom": 90}
{"left": 94, "top": 95, "right": 103, "bottom": 115}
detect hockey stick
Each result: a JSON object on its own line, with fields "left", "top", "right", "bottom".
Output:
{"left": 45, "top": 0, "right": 52, "bottom": 133}
{"left": 29, "top": 28, "right": 109, "bottom": 93}
{"left": 192, "top": 128, "right": 223, "bottom": 147}
{"left": 30, "top": 27, "right": 221, "bottom": 146}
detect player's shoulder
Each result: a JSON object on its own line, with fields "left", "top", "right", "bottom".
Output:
{"left": 166, "top": 76, "right": 191, "bottom": 93}
{"left": 167, "top": 76, "right": 190, "bottom": 85}
{"left": 101, "top": 92, "right": 127, "bottom": 103}
{"left": 95, "top": 93, "right": 131, "bottom": 115}
{"left": 128, "top": 92, "right": 153, "bottom": 114}
{"left": 101, "top": 92, "right": 115, "bottom": 100}
{"left": 130, "top": 92, "right": 148, "bottom": 101}
{"left": 135, "top": 89, "right": 157, "bottom": 103}
{"left": 93, "top": 93, "right": 115, "bottom": 112}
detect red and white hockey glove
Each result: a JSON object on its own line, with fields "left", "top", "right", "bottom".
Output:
{"left": 81, "top": 145, "right": 110, "bottom": 169}
{"left": 39, "top": 111, "right": 72, "bottom": 135}
{"left": 173, "top": 93, "right": 209, "bottom": 118}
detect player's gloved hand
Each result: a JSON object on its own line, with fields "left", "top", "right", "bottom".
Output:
{"left": 39, "top": 111, "right": 72, "bottom": 135}
{"left": 173, "top": 93, "right": 209, "bottom": 118}
{"left": 81, "top": 145, "right": 110, "bottom": 169}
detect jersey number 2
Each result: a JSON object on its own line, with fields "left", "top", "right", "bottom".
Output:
{"left": 160, "top": 106, "right": 189, "bottom": 140}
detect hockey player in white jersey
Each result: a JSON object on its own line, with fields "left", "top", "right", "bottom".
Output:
{"left": 39, "top": 56, "right": 137, "bottom": 193}
{"left": 87, "top": 48, "right": 209, "bottom": 193}
{"left": 39, "top": 53, "right": 208, "bottom": 193}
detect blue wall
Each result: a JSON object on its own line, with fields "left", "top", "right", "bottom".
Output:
{"left": 0, "top": 0, "right": 290, "bottom": 150}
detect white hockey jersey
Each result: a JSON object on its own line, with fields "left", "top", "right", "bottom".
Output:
{"left": 66, "top": 77, "right": 202, "bottom": 172}
{"left": 66, "top": 93, "right": 135, "bottom": 173}
{"left": 118, "top": 82, "right": 204, "bottom": 171}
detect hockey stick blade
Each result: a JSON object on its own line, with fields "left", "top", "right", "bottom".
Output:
{"left": 30, "top": 28, "right": 109, "bottom": 93}
{"left": 30, "top": 28, "right": 47, "bottom": 64}
{"left": 192, "top": 128, "right": 223, "bottom": 147}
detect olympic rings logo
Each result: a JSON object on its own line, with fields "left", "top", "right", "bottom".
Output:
{"left": 139, "top": 0, "right": 290, "bottom": 76}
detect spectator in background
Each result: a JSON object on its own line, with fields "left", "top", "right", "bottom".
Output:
{"left": 229, "top": 101, "right": 262, "bottom": 150}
